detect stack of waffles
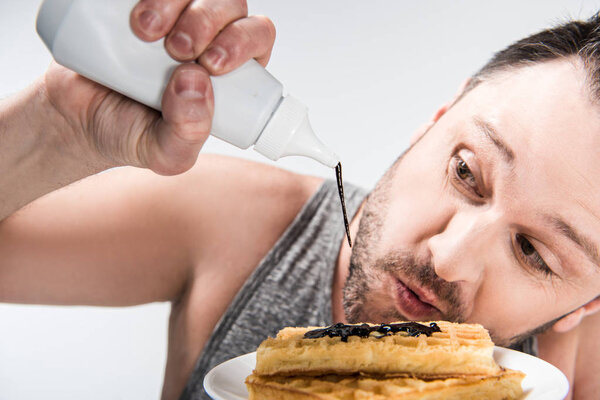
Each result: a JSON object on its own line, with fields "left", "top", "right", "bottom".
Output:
{"left": 245, "top": 321, "right": 525, "bottom": 399}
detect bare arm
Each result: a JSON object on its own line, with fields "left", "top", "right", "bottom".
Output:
{"left": 0, "top": 154, "right": 321, "bottom": 307}
{"left": 0, "top": 163, "right": 191, "bottom": 305}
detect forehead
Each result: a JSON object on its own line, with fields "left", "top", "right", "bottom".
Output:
{"left": 455, "top": 59, "right": 600, "bottom": 175}
{"left": 449, "top": 60, "right": 600, "bottom": 269}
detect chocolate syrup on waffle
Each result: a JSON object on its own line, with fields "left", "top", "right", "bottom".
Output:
{"left": 335, "top": 162, "right": 352, "bottom": 247}
{"left": 304, "top": 322, "right": 441, "bottom": 343}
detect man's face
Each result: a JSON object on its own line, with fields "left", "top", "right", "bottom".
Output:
{"left": 344, "top": 59, "right": 600, "bottom": 346}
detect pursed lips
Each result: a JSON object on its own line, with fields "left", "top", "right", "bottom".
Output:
{"left": 405, "top": 278, "right": 440, "bottom": 309}
{"left": 391, "top": 274, "right": 442, "bottom": 319}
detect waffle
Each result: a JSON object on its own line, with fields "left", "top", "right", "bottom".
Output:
{"left": 255, "top": 321, "right": 501, "bottom": 378}
{"left": 246, "top": 370, "right": 525, "bottom": 400}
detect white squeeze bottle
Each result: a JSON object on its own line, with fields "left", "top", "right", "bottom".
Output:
{"left": 36, "top": 0, "right": 339, "bottom": 168}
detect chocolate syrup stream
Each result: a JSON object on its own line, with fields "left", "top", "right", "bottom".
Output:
{"left": 335, "top": 162, "right": 352, "bottom": 247}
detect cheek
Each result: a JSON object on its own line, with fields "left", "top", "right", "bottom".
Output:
{"left": 468, "top": 269, "right": 558, "bottom": 340}
{"left": 379, "top": 143, "right": 450, "bottom": 249}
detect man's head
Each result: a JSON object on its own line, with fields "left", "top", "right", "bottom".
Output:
{"left": 344, "top": 13, "right": 600, "bottom": 347}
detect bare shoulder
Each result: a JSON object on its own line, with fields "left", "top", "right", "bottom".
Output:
{"left": 183, "top": 154, "right": 324, "bottom": 276}
{"left": 189, "top": 153, "right": 323, "bottom": 206}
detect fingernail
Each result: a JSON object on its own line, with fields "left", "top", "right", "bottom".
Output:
{"left": 202, "top": 46, "right": 227, "bottom": 70}
{"left": 174, "top": 70, "right": 206, "bottom": 99}
{"left": 139, "top": 10, "right": 161, "bottom": 33}
{"left": 169, "top": 31, "right": 193, "bottom": 59}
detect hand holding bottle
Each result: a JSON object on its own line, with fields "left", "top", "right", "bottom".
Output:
{"left": 43, "top": 0, "right": 276, "bottom": 175}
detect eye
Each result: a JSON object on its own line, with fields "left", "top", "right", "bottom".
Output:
{"left": 457, "top": 158, "right": 473, "bottom": 181}
{"left": 515, "top": 234, "right": 552, "bottom": 276}
{"left": 450, "top": 155, "right": 482, "bottom": 197}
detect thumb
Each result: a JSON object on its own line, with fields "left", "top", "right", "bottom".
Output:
{"left": 139, "top": 63, "right": 214, "bottom": 175}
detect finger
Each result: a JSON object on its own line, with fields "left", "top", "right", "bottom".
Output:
{"left": 130, "top": 0, "right": 190, "bottom": 42}
{"left": 139, "top": 64, "right": 214, "bottom": 175}
{"left": 199, "top": 15, "right": 276, "bottom": 75}
{"left": 165, "top": 0, "right": 248, "bottom": 62}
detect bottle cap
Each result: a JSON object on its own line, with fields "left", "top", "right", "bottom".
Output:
{"left": 254, "top": 96, "right": 339, "bottom": 168}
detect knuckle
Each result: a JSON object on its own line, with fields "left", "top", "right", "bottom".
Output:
{"left": 147, "top": 136, "right": 203, "bottom": 176}
{"left": 162, "top": 154, "right": 197, "bottom": 176}
{"left": 146, "top": 0, "right": 184, "bottom": 16}
{"left": 162, "top": 0, "right": 187, "bottom": 15}
{"left": 234, "top": 0, "right": 249, "bottom": 16}
{"left": 176, "top": 123, "right": 211, "bottom": 143}
{"left": 255, "top": 15, "right": 276, "bottom": 41}
{"left": 231, "top": 22, "right": 253, "bottom": 45}
{"left": 189, "top": 4, "right": 219, "bottom": 39}
{"left": 179, "top": 102, "right": 213, "bottom": 126}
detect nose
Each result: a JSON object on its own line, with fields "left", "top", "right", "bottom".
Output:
{"left": 427, "top": 210, "right": 491, "bottom": 284}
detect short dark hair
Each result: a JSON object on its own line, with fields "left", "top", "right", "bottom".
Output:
{"left": 465, "top": 12, "right": 600, "bottom": 98}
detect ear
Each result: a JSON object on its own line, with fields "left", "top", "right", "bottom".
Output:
{"left": 409, "top": 78, "right": 472, "bottom": 145}
{"left": 552, "top": 296, "right": 600, "bottom": 333}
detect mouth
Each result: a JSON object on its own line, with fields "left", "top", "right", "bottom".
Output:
{"left": 392, "top": 276, "right": 441, "bottom": 320}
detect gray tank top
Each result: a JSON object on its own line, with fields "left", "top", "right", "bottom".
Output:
{"left": 179, "top": 180, "right": 366, "bottom": 400}
{"left": 179, "top": 179, "right": 537, "bottom": 400}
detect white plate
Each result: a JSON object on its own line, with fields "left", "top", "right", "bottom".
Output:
{"left": 204, "top": 347, "right": 568, "bottom": 400}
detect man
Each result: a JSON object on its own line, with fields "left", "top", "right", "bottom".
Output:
{"left": 0, "top": 1, "right": 599, "bottom": 399}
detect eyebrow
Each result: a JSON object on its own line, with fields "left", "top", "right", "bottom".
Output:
{"left": 473, "top": 117, "right": 515, "bottom": 163}
{"left": 545, "top": 214, "right": 600, "bottom": 269}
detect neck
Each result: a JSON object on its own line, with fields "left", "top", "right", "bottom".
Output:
{"left": 331, "top": 201, "right": 366, "bottom": 323}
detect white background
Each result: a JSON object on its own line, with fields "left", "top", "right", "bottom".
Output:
{"left": 1, "top": 1, "right": 599, "bottom": 399}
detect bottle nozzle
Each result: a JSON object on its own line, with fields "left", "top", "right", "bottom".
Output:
{"left": 254, "top": 96, "right": 339, "bottom": 168}
{"left": 280, "top": 113, "right": 339, "bottom": 168}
